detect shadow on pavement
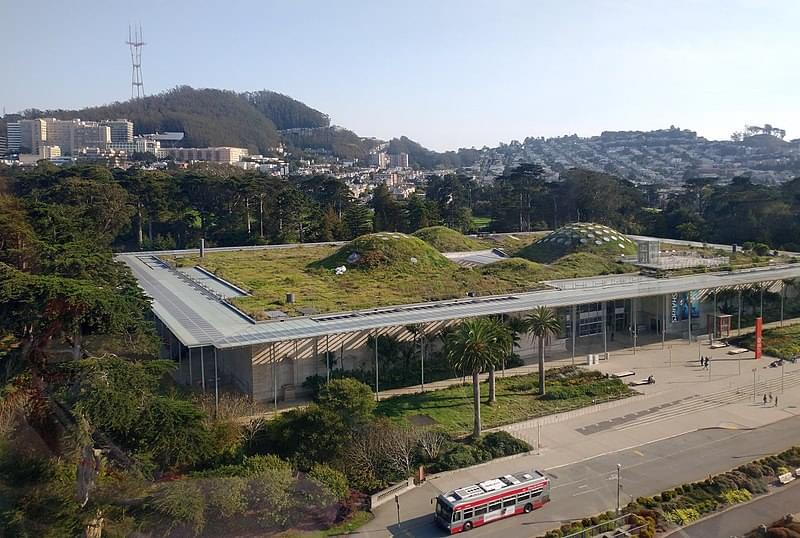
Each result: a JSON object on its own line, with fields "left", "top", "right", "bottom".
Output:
{"left": 385, "top": 514, "right": 446, "bottom": 537}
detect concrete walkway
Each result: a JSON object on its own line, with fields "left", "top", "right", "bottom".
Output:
{"left": 359, "top": 327, "right": 800, "bottom": 537}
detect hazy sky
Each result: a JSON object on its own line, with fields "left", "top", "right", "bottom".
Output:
{"left": 2, "top": 0, "right": 798, "bottom": 150}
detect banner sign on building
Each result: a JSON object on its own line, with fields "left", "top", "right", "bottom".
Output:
{"left": 671, "top": 291, "right": 700, "bottom": 322}
{"left": 755, "top": 317, "right": 763, "bottom": 359}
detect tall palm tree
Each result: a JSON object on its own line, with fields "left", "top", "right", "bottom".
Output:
{"left": 525, "top": 306, "right": 562, "bottom": 396}
{"left": 445, "top": 317, "right": 511, "bottom": 438}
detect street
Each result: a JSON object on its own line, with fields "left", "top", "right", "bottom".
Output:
{"left": 374, "top": 416, "right": 800, "bottom": 537}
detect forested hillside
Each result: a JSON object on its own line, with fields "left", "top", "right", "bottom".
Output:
{"left": 10, "top": 87, "right": 476, "bottom": 166}
{"left": 19, "top": 87, "right": 330, "bottom": 154}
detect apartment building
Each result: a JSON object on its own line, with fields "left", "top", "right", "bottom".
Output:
{"left": 164, "top": 146, "right": 248, "bottom": 164}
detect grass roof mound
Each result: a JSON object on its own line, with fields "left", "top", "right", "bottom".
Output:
{"left": 412, "top": 226, "right": 485, "bottom": 252}
{"left": 519, "top": 223, "right": 638, "bottom": 263}
{"left": 317, "top": 232, "right": 453, "bottom": 271}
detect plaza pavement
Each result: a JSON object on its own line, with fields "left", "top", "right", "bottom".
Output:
{"left": 357, "top": 326, "right": 800, "bottom": 537}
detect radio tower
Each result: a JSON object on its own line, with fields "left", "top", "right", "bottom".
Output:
{"left": 126, "top": 24, "right": 145, "bottom": 99}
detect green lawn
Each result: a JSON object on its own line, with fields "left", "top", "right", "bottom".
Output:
{"left": 169, "top": 242, "right": 633, "bottom": 318}
{"left": 735, "top": 323, "right": 800, "bottom": 359}
{"left": 376, "top": 367, "right": 636, "bottom": 436}
{"left": 471, "top": 216, "right": 493, "bottom": 230}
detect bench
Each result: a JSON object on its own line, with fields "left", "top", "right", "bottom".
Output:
{"left": 612, "top": 371, "right": 636, "bottom": 379}
{"left": 629, "top": 379, "right": 653, "bottom": 387}
{"left": 779, "top": 472, "right": 795, "bottom": 485}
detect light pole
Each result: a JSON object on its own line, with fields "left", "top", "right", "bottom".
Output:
{"left": 616, "top": 464, "right": 622, "bottom": 514}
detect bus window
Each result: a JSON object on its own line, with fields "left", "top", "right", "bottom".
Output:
{"left": 436, "top": 499, "right": 452, "bottom": 521}
{"left": 453, "top": 511, "right": 461, "bottom": 522}
{"left": 503, "top": 497, "right": 516, "bottom": 508}
{"left": 464, "top": 508, "right": 473, "bottom": 519}
{"left": 475, "top": 505, "right": 487, "bottom": 516}
{"left": 488, "top": 502, "right": 501, "bottom": 512}
{"left": 532, "top": 489, "right": 542, "bottom": 498}
{"left": 518, "top": 492, "right": 531, "bottom": 502}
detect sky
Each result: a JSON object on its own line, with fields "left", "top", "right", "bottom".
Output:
{"left": 2, "top": 0, "right": 799, "bottom": 151}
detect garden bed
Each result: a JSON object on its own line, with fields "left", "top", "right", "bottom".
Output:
{"left": 376, "top": 366, "right": 635, "bottom": 436}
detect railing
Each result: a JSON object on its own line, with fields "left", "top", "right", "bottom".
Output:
{"left": 561, "top": 514, "right": 647, "bottom": 538}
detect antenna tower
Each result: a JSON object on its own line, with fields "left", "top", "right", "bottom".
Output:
{"left": 126, "top": 24, "right": 145, "bottom": 99}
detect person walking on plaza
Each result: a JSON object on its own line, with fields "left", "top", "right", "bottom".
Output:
{"left": 763, "top": 394, "right": 768, "bottom": 406}
{"left": 769, "top": 393, "right": 773, "bottom": 405}
{"left": 775, "top": 396, "right": 778, "bottom": 407}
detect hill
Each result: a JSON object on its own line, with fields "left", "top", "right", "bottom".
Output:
{"left": 412, "top": 226, "right": 485, "bottom": 252}
{"left": 388, "top": 136, "right": 481, "bottom": 169}
{"left": 244, "top": 90, "right": 329, "bottom": 130}
{"left": 317, "top": 232, "right": 453, "bottom": 271}
{"left": 519, "top": 223, "right": 638, "bottom": 263}
{"left": 281, "top": 126, "right": 378, "bottom": 161}
{"left": 21, "top": 87, "right": 330, "bottom": 154}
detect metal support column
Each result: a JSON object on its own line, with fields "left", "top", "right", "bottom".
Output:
{"left": 374, "top": 329, "right": 380, "bottom": 402}
{"left": 571, "top": 305, "right": 577, "bottom": 365}
{"left": 632, "top": 298, "right": 637, "bottom": 354}
{"left": 272, "top": 344, "right": 278, "bottom": 411}
{"left": 738, "top": 289, "right": 742, "bottom": 336}
{"left": 200, "top": 346, "right": 205, "bottom": 393}
{"left": 713, "top": 289, "right": 718, "bottom": 342}
{"left": 420, "top": 329, "right": 425, "bottom": 391}
{"left": 325, "top": 334, "right": 330, "bottom": 383}
{"left": 603, "top": 300, "right": 608, "bottom": 359}
{"left": 213, "top": 348, "right": 219, "bottom": 417}
{"left": 661, "top": 294, "right": 666, "bottom": 349}
{"left": 188, "top": 346, "right": 193, "bottom": 386}
{"left": 178, "top": 343, "right": 182, "bottom": 384}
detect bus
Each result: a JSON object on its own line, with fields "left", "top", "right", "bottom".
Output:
{"left": 434, "top": 469, "right": 550, "bottom": 533}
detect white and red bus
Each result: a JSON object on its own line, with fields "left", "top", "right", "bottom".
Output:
{"left": 434, "top": 469, "right": 550, "bottom": 533}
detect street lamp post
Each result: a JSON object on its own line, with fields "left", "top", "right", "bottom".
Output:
{"left": 616, "top": 464, "right": 622, "bottom": 514}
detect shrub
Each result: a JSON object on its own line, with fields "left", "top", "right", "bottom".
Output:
{"left": 435, "top": 445, "right": 491, "bottom": 471}
{"left": 149, "top": 480, "right": 206, "bottom": 535}
{"left": 478, "top": 431, "right": 531, "bottom": 458}
{"left": 309, "top": 463, "right": 349, "bottom": 501}
{"left": 665, "top": 507, "right": 700, "bottom": 526}
{"left": 316, "top": 378, "right": 376, "bottom": 426}
{"left": 243, "top": 454, "right": 292, "bottom": 476}
{"left": 721, "top": 489, "right": 752, "bottom": 504}
{"left": 206, "top": 477, "right": 247, "bottom": 518}
{"left": 543, "top": 530, "right": 563, "bottom": 538}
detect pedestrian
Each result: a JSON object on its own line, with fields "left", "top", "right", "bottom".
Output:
{"left": 775, "top": 396, "right": 778, "bottom": 407}
{"left": 763, "top": 394, "right": 768, "bottom": 406}
{"left": 769, "top": 393, "right": 773, "bottom": 404}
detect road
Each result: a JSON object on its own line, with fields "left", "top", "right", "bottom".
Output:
{"left": 374, "top": 415, "right": 800, "bottom": 537}
{"left": 665, "top": 480, "right": 800, "bottom": 538}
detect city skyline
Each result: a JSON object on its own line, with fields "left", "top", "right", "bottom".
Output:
{"left": 2, "top": 0, "right": 799, "bottom": 151}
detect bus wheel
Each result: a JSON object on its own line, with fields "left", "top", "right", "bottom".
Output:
{"left": 463, "top": 521, "right": 473, "bottom": 531}
{"left": 524, "top": 503, "right": 533, "bottom": 513}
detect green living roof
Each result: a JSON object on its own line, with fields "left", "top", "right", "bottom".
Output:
{"left": 519, "top": 223, "right": 638, "bottom": 263}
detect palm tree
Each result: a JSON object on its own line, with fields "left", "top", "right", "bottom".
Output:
{"left": 525, "top": 306, "right": 562, "bottom": 396}
{"left": 445, "top": 317, "right": 511, "bottom": 438}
